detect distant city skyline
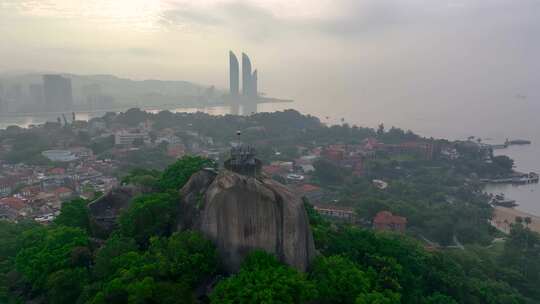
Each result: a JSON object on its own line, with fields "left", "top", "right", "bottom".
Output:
{"left": 43, "top": 75, "right": 73, "bottom": 112}
{"left": 0, "top": 0, "right": 539, "bottom": 136}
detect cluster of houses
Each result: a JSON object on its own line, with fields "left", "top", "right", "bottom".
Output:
{"left": 257, "top": 138, "right": 418, "bottom": 233}
{"left": 95, "top": 119, "right": 225, "bottom": 163}
{"left": 0, "top": 116, "right": 233, "bottom": 224}
{"left": 0, "top": 148, "right": 118, "bottom": 223}
{"left": 1, "top": 115, "right": 460, "bottom": 234}
{"left": 261, "top": 137, "right": 448, "bottom": 205}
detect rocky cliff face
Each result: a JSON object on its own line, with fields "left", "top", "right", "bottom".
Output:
{"left": 179, "top": 170, "right": 316, "bottom": 272}
{"left": 88, "top": 186, "right": 138, "bottom": 238}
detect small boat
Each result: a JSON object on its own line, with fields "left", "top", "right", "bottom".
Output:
{"left": 492, "top": 200, "right": 518, "bottom": 208}
{"left": 491, "top": 193, "right": 518, "bottom": 208}
{"left": 512, "top": 172, "right": 539, "bottom": 184}
{"left": 506, "top": 139, "right": 532, "bottom": 145}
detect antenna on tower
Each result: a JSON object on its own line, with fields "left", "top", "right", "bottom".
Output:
{"left": 236, "top": 130, "right": 242, "bottom": 143}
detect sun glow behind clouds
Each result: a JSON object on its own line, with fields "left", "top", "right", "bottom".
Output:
{"left": 3, "top": 0, "right": 340, "bottom": 29}
{"left": 5, "top": 0, "right": 167, "bottom": 31}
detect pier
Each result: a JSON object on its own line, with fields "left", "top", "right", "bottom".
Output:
{"left": 481, "top": 172, "right": 539, "bottom": 185}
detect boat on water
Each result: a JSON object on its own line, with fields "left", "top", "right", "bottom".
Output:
{"left": 513, "top": 172, "right": 539, "bottom": 184}
{"left": 491, "top": 193, "right": 518, "bottom": 208}
{"left": 505, "top": 139, "right": 532, "bottom": 145}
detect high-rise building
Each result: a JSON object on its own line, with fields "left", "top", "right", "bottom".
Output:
{"left": 43, "top": 75, "right": 73, "bottom": 112}
{"left": 0, "top": 84, "right": 4, "bottom": 113}
{"left": 229, "top": 51, "right": 240, "bottom": 115}
{"left": 229, "top": 51, "right": 286, "bottom": 116}
{"left": 241, "top": 53, "right": 252, "bottom": 97}
{"left": 29, "top": 84, "right": 44, "bottom": 109}
{"left": 4, "top": 84, "right": 23, "bottom": 113}
{"left": 229, "top": 51, "right": 239, "bottom": 96}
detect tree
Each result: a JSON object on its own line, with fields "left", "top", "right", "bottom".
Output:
{"left": 90, "top": 135, "right": 114, "bottom": 155}
{"left": 210, "top": 251, "right": 316, "bottom": 304}
{"left": 122, "top": 168, "right": 161, "bottom": 192}
{"left": 310, "top": 255, "right": 370, "bottom": 304}
{"left": 0, "top": 220, "right": 38, "bottom": 302}
{"left": 377, "top": 123, "right": 385, "bottom": 136}
{"left": 147, "top": 231, "right": 218, "bottom": 285}
{"left": 356, "top": 291, "right": 401, "bottom": 304}
{"left": 54, "top": 199, "right": 90, "bottom": 233}
{"left": 119, "top": 192, "right": 179, "bottom": 247}
{"left": 524, "top": 217, "right": 532, "bottom": 228}
{"left": 119, "top": 108, "right": 148, "bottom": 126}
{"left": 87, "top": 233, "right": 216, "bottom": 304}
{"left": 314, "top": 159, "right": 346, "bottom": 185}
{"left": 45, "top": 267, "right": 89, "bottom": 304}
{"left": 15, "top": 226, "right": 89, "bottom": 290}
{"left": 492, "top": 155, "right": 514, "bottom": 172}
{"left": 159, "top": 156, "right": 214, "bottom": 191}
{"left": 93, "top": 234, "right": 139, "bottom": 280}
{"left": 421, "top": 293, "right": 458, "bottom": 304}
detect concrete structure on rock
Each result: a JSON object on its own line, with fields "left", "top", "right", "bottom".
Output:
{"left": 224, "top": 143, "right": 261, "bottom": 177}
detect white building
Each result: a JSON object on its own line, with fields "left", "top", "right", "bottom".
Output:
{"left": 114, "top": 130, "right": 148, "bottom": 146}
{"left": 42, "top": 150, "right": 78, "bottom": 162}
{"left": 156, "top": 135, "right": 182, "bottom": 145}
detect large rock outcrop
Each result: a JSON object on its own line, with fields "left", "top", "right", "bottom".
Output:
{"left": 179, "top": 170, "right": 316, "bottom": 272}
{"left": 88, "top": 186, "right": 138, "bottom": 238}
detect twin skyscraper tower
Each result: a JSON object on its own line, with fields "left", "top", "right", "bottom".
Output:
{"left": 229, "top": 51, "right": 259, "bottom": 115}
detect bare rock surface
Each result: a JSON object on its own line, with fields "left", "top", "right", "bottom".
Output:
{"left": 88, "top": 186, "right": 138, "bottom": 238}
{"left": 179, "top": 170, "right": 316, "bottom": 272}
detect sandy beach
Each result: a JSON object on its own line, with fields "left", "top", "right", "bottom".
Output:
{"left": 491, "top": 207, "right": 540, "bottom": 234}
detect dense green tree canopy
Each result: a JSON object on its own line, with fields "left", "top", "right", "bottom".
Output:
{"left": 310, "top": 255, "right": 370, "bottom": 304}
{"left": 15, "top": 226, "right": 89, "bottom": 290}
{"left": 313, "top": 159, "right": 347, "bottom": 185}
{"left": 54, "top": 198, "right": 90, "bottom": 233}
{"left": 119, "top": 192, "right": 179, "bottom": 247}
{"left": 210, "top": 251, "right": 316, "bottom": 304}
{"left": 492, "top": 155, "right": 515, "bottom": 173}
{"left": 159, "top": 156, "right": 214, "bottom": 191}
{"left": 1, "top": 110, "right": 539, "bottom": 303}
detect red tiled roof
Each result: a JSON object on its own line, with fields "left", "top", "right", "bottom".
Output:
{"left": 20, "top": 186, "right": 40, "bottom": 195}
{"left": 49, "top": 168, "right": 66, "bottom": 175}
{"left": 373, "top": 211, "right": 407, "bottom": 225}
{"left": 0, "top": 197, "right": 26, "bottom": 210}
{"left": 54, "top": 187, "right": 73, "bottom": 194}
{"left": 262, "top": 165, "right": 284, "bottom": 175}
{"left": 299, "top": 184, "right": 321, "bottom": 193}
{"left": 0, "top": 180, "right": 15, "bottom": 187}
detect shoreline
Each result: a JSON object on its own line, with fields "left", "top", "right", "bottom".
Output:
{"left": 491, "top": 206, "right": 540, "bottom": 234}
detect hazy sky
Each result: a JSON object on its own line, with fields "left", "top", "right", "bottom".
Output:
{"left": 1, "top": 0, "right": 539, "bottom": 137}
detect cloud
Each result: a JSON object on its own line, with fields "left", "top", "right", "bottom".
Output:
{"left": 160, "top": 1, "right": 299, "bottom": 42}
{"left": 36, "top": 46, "right": 163, "bottom": 57}
{"left": 157, "top": 0, "right": 465, "bottom": 42}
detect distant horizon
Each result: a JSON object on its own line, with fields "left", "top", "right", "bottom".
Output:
{"left": 0, "top": 71, "right": 207, "bottom": 86}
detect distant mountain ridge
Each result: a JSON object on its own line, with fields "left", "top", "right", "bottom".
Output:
{"left": 0, "top": 72, "right": 221, "bottom": 107}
